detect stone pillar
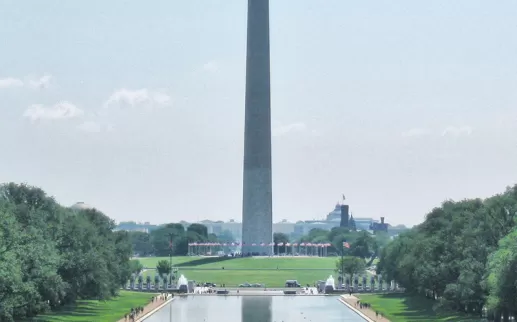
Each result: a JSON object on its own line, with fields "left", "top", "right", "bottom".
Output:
{"left": 241, "top": 0, "right": 273, "bottom": 255}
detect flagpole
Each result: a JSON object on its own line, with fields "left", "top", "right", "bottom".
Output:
{"left": 341, "top": 240, "right": 345, "bottom": 287}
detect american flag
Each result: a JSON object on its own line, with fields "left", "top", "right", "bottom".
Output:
{"left": 343, "top": 241, "right": 350, "bottom": 249}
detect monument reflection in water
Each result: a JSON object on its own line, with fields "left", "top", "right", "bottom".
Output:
{"left": 241, "top": 296, "right": 272, "bottom": 322}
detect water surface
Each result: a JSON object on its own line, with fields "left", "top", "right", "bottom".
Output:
{"left": 145, "top": 295, "right": 365, "bottom": 322}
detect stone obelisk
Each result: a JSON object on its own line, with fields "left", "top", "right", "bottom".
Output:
{"left": 241, "top": 0, "right": 272, "bottom": 255}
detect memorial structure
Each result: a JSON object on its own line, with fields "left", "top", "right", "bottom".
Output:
{"left": 241, "top": 0, "right": 273, "bottom": 254}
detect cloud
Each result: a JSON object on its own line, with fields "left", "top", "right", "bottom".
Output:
{"left": 402, "top": 128, "right": 432, "bottom": 137}
{"left": 23, "top": 101, "right": 84, "bottom": 122}
{"left": 104, "top": 88, "right": 171, "bottom": 108}
{"left": 0, "top": 74, "right": 52, "bottom": 89}
{"left": 0, "top": 77, "right": 24, "bottom": 88}
{"left": 202, "top": 61, "right": 219, "bottom": 73}
{"left": 441, "top": 126, "right": 473, "bottom": 137}
{"left": 273, "top": 122, "right": 307, "bottom": 137}
{"left": 27, "top": 74, "right": 52, "bottom": 89}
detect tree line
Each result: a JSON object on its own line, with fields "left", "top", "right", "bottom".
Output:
{"left": 377, "top": 184, "right": 517, "bottom": 322}
{"left": 0, "top": 183, "right": 132, "bottom": 321}
{"left": 128, "top": 223, "right": 235, "bottom": 257}
{"left": 275, "top": 226, "right": 391, "bottom": 264}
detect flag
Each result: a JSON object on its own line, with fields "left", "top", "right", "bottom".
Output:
{"left": 343, "top": 241, "right": 350, "bottom": 249}
{"left": 169, "top": 241, "right": 173, "bottom": 249}
{"left": 342, "top": 194, "right": 346, "bottom": 201}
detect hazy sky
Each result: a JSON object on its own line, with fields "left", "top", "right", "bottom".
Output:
{"left": 1, "top": 0, "right": 516, "bottom": 226}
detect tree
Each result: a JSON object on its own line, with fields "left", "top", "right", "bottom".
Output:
{"left": 350, "top": 231, "right": 374, "bottom": 260}
{"left": 150, "top": 223, "right": 188, "bottom": 256}
{"left": 129, "top": 259, "right": 144, "bottom": 275}
{"left": 128, "top": 231, "right": 153, "bottom": 256}
{"left": 187, "top": 223, "right": 208, "bottom": 238}
{"left": 156, "top": 260, "right": 171, "bottom": 276}
{"left": 376, "top": 185, "right": 517, "bottom": 320}
{"left": 487, "top": 228, "right": 517, "bottom": 319}
{"left": 274, "top": 232, "right": 290, "bottom": 254}
{"left": 0, "top": 182, "right": 133, "bottom": 321}
{"left": 336, "top": 256, "right": 366, "bottom": 278}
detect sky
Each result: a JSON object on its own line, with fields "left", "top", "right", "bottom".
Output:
{"left": 1, "top": 0, "right": 516, "bottom": 227}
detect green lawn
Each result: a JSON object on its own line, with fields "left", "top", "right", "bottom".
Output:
{"left": 138, "top": 256, "right": 199, "bottom": 268}
{"left": 139, "top": 256, "right": 337, "bottom": 269}
{"left": 137, "top": 256, "right": 340, "bottom": 287}
{"left": 30, "top": 291, "right": 156, "bottom": 322}
{"left": 143, "top": 268, "right": 335, "bottom": 287}
{"left": 358, "top": 294, "right": 483, "bottom": 322}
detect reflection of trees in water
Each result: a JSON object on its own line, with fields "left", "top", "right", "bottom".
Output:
{"left": 241, "top": 296, "right": 272, "bottom": 322}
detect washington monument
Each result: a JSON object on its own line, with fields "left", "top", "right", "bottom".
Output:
{"left": 241, "top": 0, "right": 273, "bottom": 255}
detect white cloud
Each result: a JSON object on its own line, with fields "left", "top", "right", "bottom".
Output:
{"left": 441, "top": 126, "right": 473, "bottom": 137}
{"left": 23, "top": 101, "right": 84, "bottom": 122}
{"left": 402, "top": 128, "right": 432, "bottom": 137}
{"left": 104, "top": 88, "right": 171, "bottom": 108}
{"left": 273, "top": 122, "right": 307, "bottom": 137}
{"left": 0, "top": 74, "right": 53, "bottom": 89}
{"left": 28, "top": 74, "right": 52, "bottom": 89}
{"left": 0, "top": 77, "right": 24, "bottom": 88}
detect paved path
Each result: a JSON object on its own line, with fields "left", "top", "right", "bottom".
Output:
{"left": 341, "top": 295, "right": 391, "bottom": 322}
{"left": 116, "top": 293, "right": 169, "bottom": 322}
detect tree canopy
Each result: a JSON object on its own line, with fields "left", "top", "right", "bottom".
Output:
{"left": 377, "top": 184, "right": 517, "bottom": 321}
{"left": 0, "top": 183, "right": 132, "bottom": 321}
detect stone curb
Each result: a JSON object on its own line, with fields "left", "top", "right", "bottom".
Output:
{"left": 136, "top": 295, "right": 174, "bottom": 322}
{"left": 338, "top": 296, "right": 375, "bottom": 322}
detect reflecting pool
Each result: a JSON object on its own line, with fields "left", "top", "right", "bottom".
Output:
{"left": 144, "top": 295, "right": 365, "bottom": 322}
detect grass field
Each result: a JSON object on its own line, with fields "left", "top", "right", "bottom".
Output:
{"left": 137, "top": 256, "right": 339, "bottom": 287}
{"left": 138, "top": 256, "right": 337, "bottom": 269}
{"left": 30, "top": 291, "right": 155, "bottom": 322}
{"left": 358, "top": 294, "right": 483, "bottom": 322}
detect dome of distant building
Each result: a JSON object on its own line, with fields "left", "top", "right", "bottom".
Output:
{"left": 70, "top": 202, "right": 94, "bottom": 210}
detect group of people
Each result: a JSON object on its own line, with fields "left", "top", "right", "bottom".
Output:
{"left": 123, "top": 306, "right": 144, "bottom": 322}
{"left": 123, "top": 293, "right": 170, "bottom": 322}
{"left": 355, "top": 300, "right": 385, "bottom": 320}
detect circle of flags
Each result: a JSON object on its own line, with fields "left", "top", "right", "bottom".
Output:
{"left": 187, "top": 242, "right": 333, "bottom": 256}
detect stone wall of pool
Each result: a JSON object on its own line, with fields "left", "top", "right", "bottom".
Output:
{"left": 141, "top": 294, "right": 368, "bottom": 322}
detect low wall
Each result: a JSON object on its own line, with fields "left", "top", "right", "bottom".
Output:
{"left": 136, "top": 295, "right": 174, "bottom": 322}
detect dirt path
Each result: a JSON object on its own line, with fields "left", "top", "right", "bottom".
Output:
{"left": 341, "top": 295, "right": 391, "bottom": 322}
{"left": 116, "top": 293, "right": 170, "bottom": 322}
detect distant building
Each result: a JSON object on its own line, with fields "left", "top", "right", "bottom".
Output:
{"left": 70, "top": 201, "right": 94, "bottom": 211}
{"left": 112, "top": 195, "right": 394, "bottom": 237}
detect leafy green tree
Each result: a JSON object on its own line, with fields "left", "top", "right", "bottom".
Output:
{"left": 274, "top": 232, "right": 290, "bottom": 254}
{"left": 146, "top": 275, "right": 152, "bottom": 289}
{"left": 128, "top": 231, "right": 154, "bottom": 256}
{"left": 187, "top": 223, "right": 208, "bottom": 238}
{"left": 129, "top": 259, "right": 144, "bottom": 275}
{"left": 336, "top": 256, "right": 366, "bottom": 278}
{"left": 0, "top": 183, "right": 133, "bottom": 321}
{"left": 156, "top": 259, "right": 171, "bottom": 276}
{"left": 150, "top": 223, "right": 188, "bottom": 256}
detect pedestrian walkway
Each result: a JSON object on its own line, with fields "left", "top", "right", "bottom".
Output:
{"left": 116, "top": 293, "right": 170, "bottom": 322}
{"left": 340, "top": 294, "right": 391, "bottom": 322}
